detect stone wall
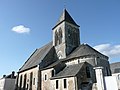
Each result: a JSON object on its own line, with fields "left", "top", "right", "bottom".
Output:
{"left": 18, "top": 66, "right": 39, "bottom": 90}
{"left": 51, "top": 77, "right": 76, "bottom": 90}
{"left": 65, "top": 55, "right": 111, "bottom": 76}
{"left": 41, "top": 68, "right": 54, "bottom": 90}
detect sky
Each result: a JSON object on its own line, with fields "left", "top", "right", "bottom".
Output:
{"left": 0, "top": 0, "right": 120, "bottom": 77}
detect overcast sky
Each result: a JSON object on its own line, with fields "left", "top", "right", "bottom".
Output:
{"left": 0, "top": 0, "right": 120, "bottom": 77}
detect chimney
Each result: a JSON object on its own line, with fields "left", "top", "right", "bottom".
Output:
{"left": 11, "top": 71, "right": 15, "bottom": 78}
{"left": 3, "top": 75, "right": 6, "bottom": 78}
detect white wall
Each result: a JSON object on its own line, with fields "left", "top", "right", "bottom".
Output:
{"left": 0, "top": 78, "right": 5, "bottom": 90}
{"left": 112, "top": 73, "right": 120, "bottom": 89}
{"left": 0, "top": 78, "right": 16, "bottom": 90}
{"left": 4, "top": 79, "right": 15, "bottom": 90}
{"left": 105, "top": 76, "right": 118, "bottom": 90}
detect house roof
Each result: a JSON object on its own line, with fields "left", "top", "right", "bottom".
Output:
{"left": 64, "top": 43, "right": 108, "bottom": 61}
{"left": 51, "top": 63, "right": 84, "bottom": 79}
{"left": 19, "top": 42, "right": 53, "bottom": 72}
{"left": 110, "top": 62, "right": 120, "bottom": 74}
{"left": 52, "top": 9, "right": 79, "bottom": 29}
{"left": 41, "top": 60, "right": 61, "bottom": 70}
{"left": 0, "top": 71, "right": 16, "bottom": 80}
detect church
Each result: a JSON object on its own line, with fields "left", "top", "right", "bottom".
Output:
{"left": 16, "top": 9, "right": 111, "bottom": 90}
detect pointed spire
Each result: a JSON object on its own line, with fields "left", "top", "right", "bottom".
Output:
{"left": 52, "top": 9, "right": 79, "bottom": 29}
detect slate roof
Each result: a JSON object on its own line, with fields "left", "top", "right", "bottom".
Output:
{"left": 19, "top": 42, "right": 53, "bottom": 72}
{"left": 19, "top": 42, "right": 108, "bottom": 73}
{"left": 51, "top": 63, "right": 84, "bottom": 79}
{"left": 41, "top": 60, "right": 61, "bottom": 70}
{"left": 64, "top": 43, "right": 108, "bottom": 61}
{"left": 0, "top": 72, "right": 16, "bottom": 80}
{"left": 3, "top": 74, "right": 16, "bottom": 79}
{"left": 52, "top": 9, "right": 79, "bottom": 29}
{"left": 110, "top": 62, "right": 120, "bottom": 74}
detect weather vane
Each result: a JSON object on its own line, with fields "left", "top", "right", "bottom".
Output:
{"left": 64, "top": 0, "right": 67, "bottom": 9}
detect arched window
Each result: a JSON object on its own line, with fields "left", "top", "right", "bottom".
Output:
{"left": 55, "top": 30, "right": 58, "bottom": 46}
{"left": 64, "top": 79, "right": 67, "bottom": 88}
{"left": 52, "top": 70, "right": 55, "bottom": 77}
{"left": 23, "top": 74, "right": 27, "bottom": 89}
{"left": 86, "top": 67, "right": 91, "bottom": 78}
{"left": 30, "top": 72, "right": 33, "bottom": 90}
{"left": 45, "top": 74, "right": 47, "bottom": 81}
{"left": 58, "top": 28, "right": 62, "bottom": 44}
{"left": 67, "top": 27, "right": 73, "bottom": 44}
{"left": 33, "top": 78, "right": 35, "bottom": 85}
{"left": 55, "top": 28, "right": 63, "bottom": 46}
{"left": 19, "top": 75, "right": 23, "bottom": 89}
{"left": 56, "top": 80, "right": 59, "bottom": 89}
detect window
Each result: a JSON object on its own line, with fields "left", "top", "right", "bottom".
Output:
{"left": 45, "top": 74, "right": 47, "bottom": 81}
{"left": 55, "top": 30, "right": 58, "bottom": 46}
{"left": 114, "top": 68, "right": 120, "bottom": 73}
{"left": 30, "top": 72, "right": 33, "bottom": 90}
{"left": 86, "top": 67, "right": 91, "bottom": 78}
{"left": 106, "top": 67, "right": 109, "bottom": 76}
{"left": 118, "top": 74, "right": 120, "bottom": 80}
{"left": 20, "top": 75, "right": 23, "bottom": 89}
{"left": 64, "top": 79, "right": 67, "bottom": 88}
{"left": 56, "top": 80, "right": 58, "bottom": 89}
{"left": 55, "top": 28, "right": 63, "bottom": 46}
{"left": 52, "top": 70, "right": 55, "bottom": 77}
{"left": 23, "top": 74, "right": 27, "bottom": 89}
{"left": 58, "top": 28, "right": 62, "bottom": 44}
{"left": 33, "top": 78, "right": 35, "bottom": 85}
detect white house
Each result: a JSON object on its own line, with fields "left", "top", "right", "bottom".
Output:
{"left": 0, "top": 71, "right": 16, "bottom": 90}
{"left": 110, "top": 62, "right": 120, "bottom": 90}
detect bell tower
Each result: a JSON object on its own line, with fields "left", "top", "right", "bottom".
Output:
{"left": 52, "top": 9, "right": 80, "bottom": 59}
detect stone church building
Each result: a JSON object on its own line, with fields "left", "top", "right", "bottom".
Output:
{"left": 16, "top": 9, "right": 111, "bottom": 90}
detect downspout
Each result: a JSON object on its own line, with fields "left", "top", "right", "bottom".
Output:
{"left": 37, "top": 65, "right": 40, "bottom": 90}
{"left": 74, "top": 77, "right": 78, "bottom": 90}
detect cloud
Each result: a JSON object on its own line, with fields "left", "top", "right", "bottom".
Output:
{"left": 93, "top": 44, "right": 120, "bottom": 58}
{"left": 12, "top": 25, "right": 30, "bottom": 34}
